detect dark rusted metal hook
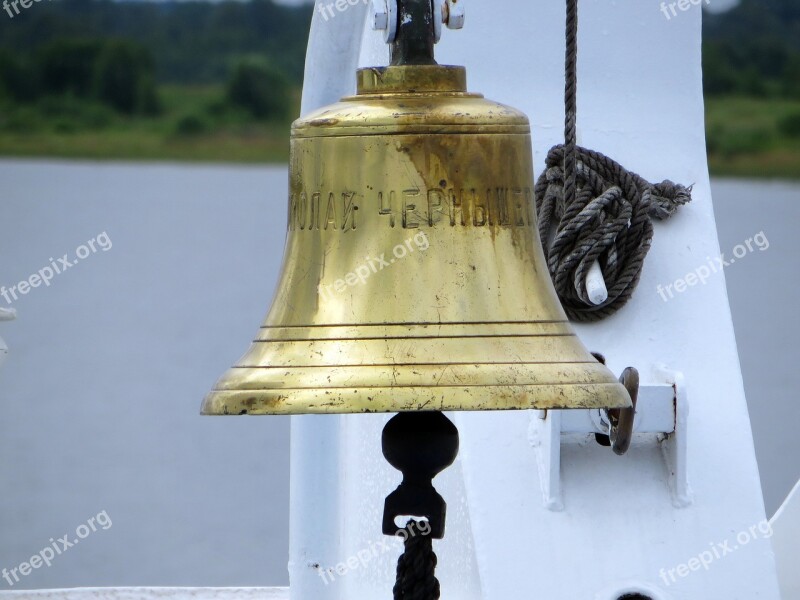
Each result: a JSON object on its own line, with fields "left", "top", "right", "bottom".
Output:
{"left": 591, "top": 353, "right": 638, "bottom": 455}
{"left": 607, "top": 367, "right": 639, "bottom": 455}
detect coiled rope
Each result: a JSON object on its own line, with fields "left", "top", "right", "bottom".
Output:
{"left": 535, "top": 0, "right": 693, "bottom": 322}
{"left": 393, "top": 520, "right": 440, "bottom": 600}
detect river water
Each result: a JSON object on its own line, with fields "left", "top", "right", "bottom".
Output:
{"left": 0, "top": 160, "right": 797, "bottom": 588}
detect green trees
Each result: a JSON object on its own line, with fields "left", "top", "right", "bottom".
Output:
{"left": 93, "top": 40, "right": 159, "bottom": 114}
{"left": 0, "top": 38, "right": 160, "bottom": 115}
{"left": 38, "top": 39, "right": 103, "bottom": 98}
{"left": 0, "top": 0, "right": 312, "bottom": 86}
{"left": 703, "top": 0, "right": 800, "bottom": 100}
{"left": 226, "top": 58, "right": 291, "bottom": 120}
{"left": 0, "top": 0, "right": 310, "bottom": 125}
{"left": 779, "top": 111, "right": 800, "bottom": 138}
{"left": 703, "top": 38, "right": 800, "bottom": 100}
{"left": 0, "top": 50, "right": 37, "bottom": 102}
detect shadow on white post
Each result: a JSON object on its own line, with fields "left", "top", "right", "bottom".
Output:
{"left": 0, "top": 307, "right": 15, "bottom": 369}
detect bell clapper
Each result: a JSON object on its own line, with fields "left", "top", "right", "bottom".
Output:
{"left": 381, "top": 411, "right": 459, "bottom": 539}
{"left": 382, "top": 411, "right": 459, "bottom": 598}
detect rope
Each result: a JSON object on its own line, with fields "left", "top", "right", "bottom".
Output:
{"left": 535, "top": 0, "right": 692, "bottom": 322}
{"left": 393, "top": 520, "right": 440, "bottom": 600}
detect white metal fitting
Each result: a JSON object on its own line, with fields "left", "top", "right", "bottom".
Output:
{"left": 433, "top": 0, "right": 443, "bottom": 43}
{"left": 443, "top": 0, "right": 465, "bottom": 29}
{"left": 372, "top": 0, "right": 462, "bottom": 44}
{"left": 371, "top": 0, "right": 398, "bottom": 43}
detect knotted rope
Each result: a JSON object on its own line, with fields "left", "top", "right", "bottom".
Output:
{"left": 535, "top": 0, "right": 692, "bottom": 322}
{"left": 393, "top": 520, "right": 440, "bottom": 600}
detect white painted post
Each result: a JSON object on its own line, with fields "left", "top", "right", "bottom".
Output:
{"left": 770, "top": 479, "right": 800, "bottom": 599}
{"left": 286, "top": 1, "right": 782, "bottom": 598}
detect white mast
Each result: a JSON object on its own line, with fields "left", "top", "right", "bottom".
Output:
{"left": 288, "top": 1, "right": 782, "bottom": 598}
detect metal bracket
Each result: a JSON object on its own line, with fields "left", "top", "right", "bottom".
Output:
{"left": 605, "top": 366, "right": 639, "bottom": 455}
{"left": 529, "top": 366, "right": 691, "bottom": 510}
{"left": 656, "top": 365, "right": 692, "bottom": 508}
{"left": 372, "top": 0, "right": 398, "bottom": 43}
{"left": 443, "top": 0, "right": 465, "bottom": 30}
{"left": 372, "top": 0, "right": 464, "bottom": 45}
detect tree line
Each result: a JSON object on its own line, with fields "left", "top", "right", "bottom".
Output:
{"left": 1, "top": 0, "right": 798, "bottom": 118}
{"left": 703, "top": 0, "right": 800, "bottom": 98}
{"left": 0, "top": 0, "right": 312, "bottom": 85}
{"left": 0, "top": 0, "right": 311, "bottom": 121}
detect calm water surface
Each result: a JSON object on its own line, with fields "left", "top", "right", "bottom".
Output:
{"left": 0, "top": 160, "right": 797, "bottom": 588}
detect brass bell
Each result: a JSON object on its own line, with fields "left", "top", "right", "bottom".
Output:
{"left": 202, "top": 63, "right": 631, "bottom": 415}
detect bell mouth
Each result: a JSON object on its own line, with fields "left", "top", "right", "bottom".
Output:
{"left": 356, "top": 65, "right": 470, "bottom": 95}
{"left": 201, "top": 321, "right": 633, "bottom": 415}
{"left": 201, "top": 381, "right": 632, "bottom": 416}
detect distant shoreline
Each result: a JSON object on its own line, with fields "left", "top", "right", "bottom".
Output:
{"left": 1, "top": 93, "right": 798, "bottom": 180}
{"left": 0, "top": 156, "right": 796, "bottom": 184}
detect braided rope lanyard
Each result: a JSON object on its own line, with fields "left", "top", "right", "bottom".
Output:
{"left": 535, "top": 0, "right": 693, "bottom": 322}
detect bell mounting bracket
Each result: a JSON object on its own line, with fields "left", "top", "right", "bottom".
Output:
{"left": 372, "top": 0, "right": 465, "bottom": 64}
{"left": 530, "top": 365, "right": 692, "bottom": 511}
